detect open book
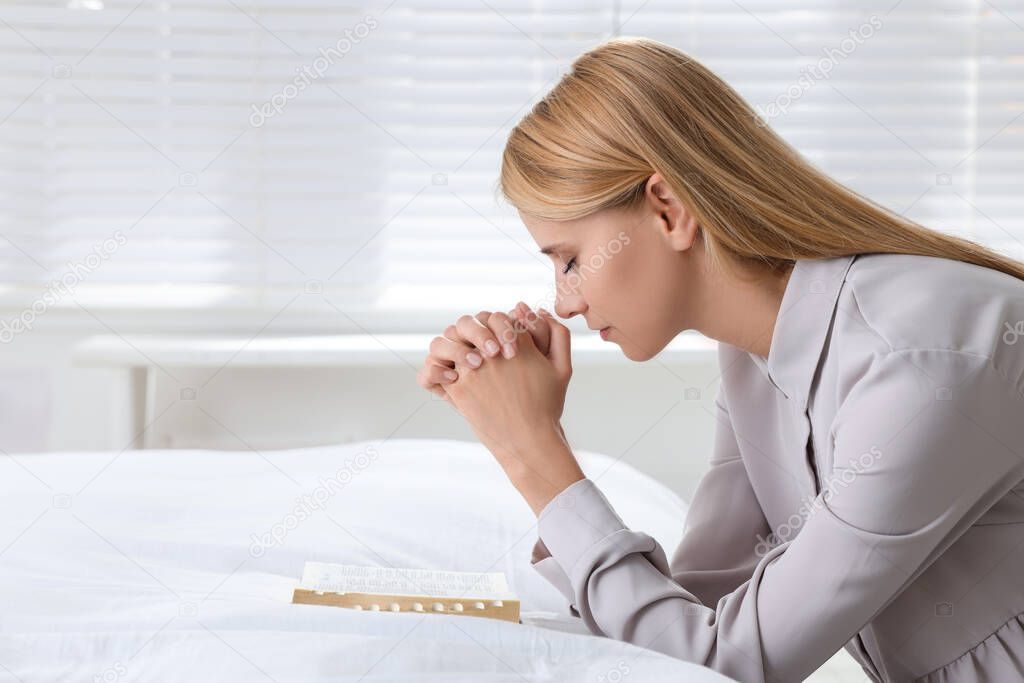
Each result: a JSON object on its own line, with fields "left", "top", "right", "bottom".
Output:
{"left": 292, "top": 561, "right": 521, "bottom": 623}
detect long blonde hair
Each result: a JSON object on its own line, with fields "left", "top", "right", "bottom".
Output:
{"left": 498, "top": 37, "right": 1024, "bottom": 281}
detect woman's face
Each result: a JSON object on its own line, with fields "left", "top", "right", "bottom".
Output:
{"left": 520, "top": 177, "right": 702, "bottom": 361}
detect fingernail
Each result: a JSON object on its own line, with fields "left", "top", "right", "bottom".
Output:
{"left": 444, "top": 370, "right": 458, "bottom": 381}
{"left": 466, "top": 352, "right": 482, "bottom": 367}
{"left": 484, "top": 340, "right": 499, "bottom": 356}
{"left": 503, "top": 343, "right": 515, "bottom": 359}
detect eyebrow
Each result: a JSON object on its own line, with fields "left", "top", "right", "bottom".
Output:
{"left": 538, "top": 241, "right": 568, "bottom": 255}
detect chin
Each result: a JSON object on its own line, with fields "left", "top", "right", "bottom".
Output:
{"left": 624, "top": 348, "right": 658, "bottom": 362}
{"left": 618, "top": 337, "right": 665, "bottom": 362}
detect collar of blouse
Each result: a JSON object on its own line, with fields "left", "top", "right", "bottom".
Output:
{"left": 757, "top": 253, "right": 859, "bottom": 408}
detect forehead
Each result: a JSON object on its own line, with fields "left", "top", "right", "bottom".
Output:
{"left": 520, "top": 208, "right": 626, "bottom": 251}
{"left": 519, "top": 211, "right": 564, "bottom": 234}
{"left": 519, "top": 210, "right": 592, "bottom": 246}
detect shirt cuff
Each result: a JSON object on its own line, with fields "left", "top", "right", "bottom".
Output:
{"left": 531, "top": 477, "right": 629, "bottom": 586}
{"left": 530, "top": 539, "right": 579, "bottom": 616}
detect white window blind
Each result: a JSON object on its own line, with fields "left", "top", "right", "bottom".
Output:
{"left": 1, "top": 0, "right": 1021, "bottom": 333}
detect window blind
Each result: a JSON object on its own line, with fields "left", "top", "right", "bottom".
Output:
{"left": 0, "top": 0, "right": 1021, "bottom": 334}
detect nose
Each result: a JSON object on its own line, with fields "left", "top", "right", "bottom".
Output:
{"left": 554, "top": 286, "right": 587, "bottom": 320}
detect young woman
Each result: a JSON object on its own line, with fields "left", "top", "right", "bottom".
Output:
{"left": 415, "top": 38, "right": 1024, "bottom": 682}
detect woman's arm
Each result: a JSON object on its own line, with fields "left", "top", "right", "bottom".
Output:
{"left": 530, "top": 384, "right": 773, "bottom": 610}
{"left": 530, "top": 349, "right": 1024, "bottom": 682}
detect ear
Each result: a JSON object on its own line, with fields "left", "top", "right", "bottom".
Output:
{"left": 644, "top": 172, "right": 699, "bottom": 252}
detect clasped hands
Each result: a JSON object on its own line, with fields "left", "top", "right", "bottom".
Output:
{"left": 416, "top": 302, "right": 585, "bottom": 514}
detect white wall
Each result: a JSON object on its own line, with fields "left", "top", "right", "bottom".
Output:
{"left": 144, "top": 359, "right": 721, "bottom": 502}
{"left": 0, "top": 329, "right": 135, "bottom": 453}
{"left": 0, "top": 326, "right": 721, "bottom": 502}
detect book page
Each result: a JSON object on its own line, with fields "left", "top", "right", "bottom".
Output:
{"left": 299, "top": 562, "right": 515, "bottom": 599}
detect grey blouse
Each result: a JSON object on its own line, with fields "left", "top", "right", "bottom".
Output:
{"left": 531, "top": 252, "right": 1024, "bottom": 682}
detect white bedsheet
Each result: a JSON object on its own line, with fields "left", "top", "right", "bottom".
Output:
{"left": 0, "top": 438, "right": 734, "bottom": 682}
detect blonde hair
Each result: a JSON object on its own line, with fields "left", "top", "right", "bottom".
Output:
{"left": 499, "top": 37, "right": 1024, "bottom": 281}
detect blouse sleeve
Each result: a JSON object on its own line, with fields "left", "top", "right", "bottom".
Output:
{"left": 666, "top": 385, "right": 775, "bottom": 607}
{"left": 529, "top": 349, "right": 1024, "bottom": 682}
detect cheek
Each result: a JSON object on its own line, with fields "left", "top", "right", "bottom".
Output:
{"left": 576, "top": 251, "right": 629, "bottom": 317}
{"left": 574, "top": 257, "right": 610, "bottom": 300}
{"left": 599, "top": 242, "right": 673, "bottom": 332}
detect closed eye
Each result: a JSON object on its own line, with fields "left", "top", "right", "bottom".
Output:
{"left": 561, "top": 257, "right": 576, "bottom": 274}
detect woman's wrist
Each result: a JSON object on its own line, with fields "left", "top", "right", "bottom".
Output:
{"left": 501, "top": 426, "right": 585, "bottom": 515}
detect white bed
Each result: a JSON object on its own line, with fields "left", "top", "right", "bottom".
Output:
{"left": 0, "top": 438, "right": 736, "bottom": 682}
